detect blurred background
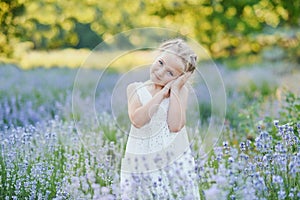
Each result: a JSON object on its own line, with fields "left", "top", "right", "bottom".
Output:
{"left": 1, "top": 0, "right": 299, "bottom": 69}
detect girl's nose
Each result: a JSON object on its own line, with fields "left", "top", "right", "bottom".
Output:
{"left": 157, "top": 68, "right": 164, "bottom": 77}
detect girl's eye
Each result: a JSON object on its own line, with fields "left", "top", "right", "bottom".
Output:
{"left": 168, "top": 71, "right": 174, "bottom": 76}
{"left": 158, "top": 60, "right": 163, "bottom": 65}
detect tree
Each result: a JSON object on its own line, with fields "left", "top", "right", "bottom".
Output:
{"left": 1, "top": 0, "right": 299, "bottom": 61}
{"left": 0, "top": 0, "right": 25, "bottom": 57}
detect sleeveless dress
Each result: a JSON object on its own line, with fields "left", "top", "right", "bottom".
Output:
{"left": 120, "top": 82, "right": 200, "bottom": 200}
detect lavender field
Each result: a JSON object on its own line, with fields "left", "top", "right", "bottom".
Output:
{"left": 1, "top": 63, "right": 300, "bottom": 199}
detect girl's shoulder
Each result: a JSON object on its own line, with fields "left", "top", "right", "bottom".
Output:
{"left": 127, "top": 81, "right": 150, "bottom": 90}
{"left": 127, "top": 81, "right": 145, "bottom": 97}
{"left": 127, "top": 81, "right": 142, "bottom": 90}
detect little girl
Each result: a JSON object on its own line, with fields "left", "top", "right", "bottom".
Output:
{"left": 120, "top": 38, "right": 200, "bottom": 199}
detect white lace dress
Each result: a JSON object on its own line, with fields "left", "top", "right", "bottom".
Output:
{"left": 120, "top": 82, "right": 200, "bottom": 200}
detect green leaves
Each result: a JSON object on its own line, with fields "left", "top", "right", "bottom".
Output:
{"left": 1, "top": 0, "right": 300, "bottom": 61}
{"left": 0, "top": 0, "right": 25, "bottom": 57}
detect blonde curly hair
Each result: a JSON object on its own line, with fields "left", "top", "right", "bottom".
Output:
{"left": 158, "top": 38, "right": 197, "bottom": 73}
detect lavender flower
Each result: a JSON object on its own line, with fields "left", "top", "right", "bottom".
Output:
{"left": 274, "top": 120, "right": 279, "bottom": 127}
{"left": 240, "top": 142, "right": 246, "bottom": 151}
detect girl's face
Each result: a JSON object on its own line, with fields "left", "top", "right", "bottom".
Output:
{"left": 150, "top": 52, "right": 185, "bottom": 86}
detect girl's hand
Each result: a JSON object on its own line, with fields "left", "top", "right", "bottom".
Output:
{"left": 161, "top": 80, "right": 175, "bottom": 98}
{"left": 171, "top": 72, "right": 192, "bottom": 92}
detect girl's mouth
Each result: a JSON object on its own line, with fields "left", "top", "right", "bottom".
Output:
{"left": 154, "top": 73, "right": 161, "bottom": 81}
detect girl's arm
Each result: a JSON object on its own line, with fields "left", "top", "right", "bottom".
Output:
{"left": 127, "top": 82, "right": 170, "bottom": 128}
{"left": 167, "top": 72, "right": 191, "bottom": 132}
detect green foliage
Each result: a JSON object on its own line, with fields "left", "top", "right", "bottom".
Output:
{"left": 0, "top": 0, "right": 25, "bottom": 57}
{"left": 224, "top": 79, "right": 279, "bottom": 143}
{"left": 280, "top": 91, "right": 300, "bottom": 124}
{"left": 1, "top": 0, "right": 300, "bottom": 61}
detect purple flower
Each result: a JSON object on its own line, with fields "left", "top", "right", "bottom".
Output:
{"left": 274, "top": 120, "right": 279, "bottom": 127}
{"left": 240, "top": 142, "right": 246, "bottom": 151}
{"left": 223, "top": 141, "right": 229, "bottom": 149}
{"left": 257, "top": 125, "right": 262, "bottom": 132}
